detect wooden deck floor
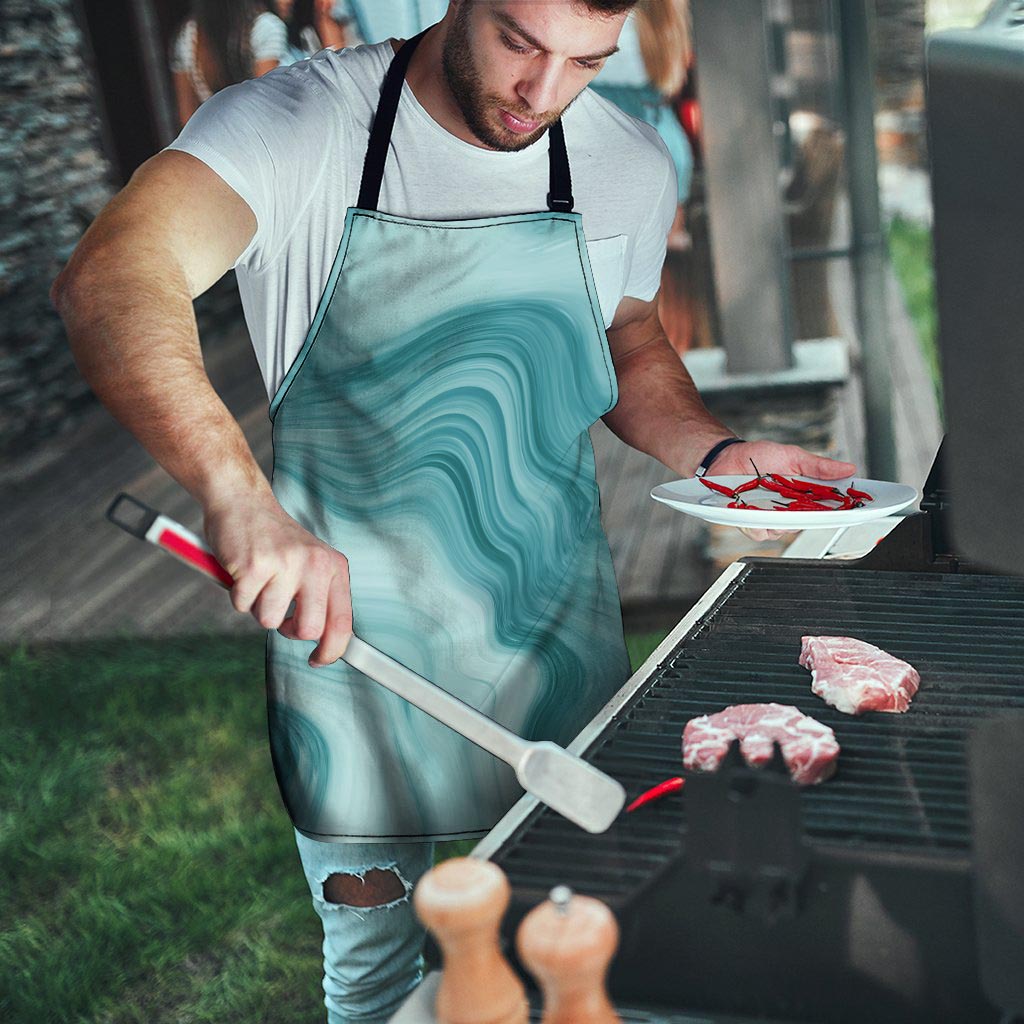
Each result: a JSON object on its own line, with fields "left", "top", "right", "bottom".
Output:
{"left": 0, "top": 317, "right": 705, "bottom": 643}
{"left": 1, "top": 250, "right": 940, "bottom": 645}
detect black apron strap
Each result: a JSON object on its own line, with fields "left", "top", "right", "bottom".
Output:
{"left": 546, "top": 119, "right": 574, "bottom": 213}
{"left": 357, "top": 29, "right": 575, "bottom": 214}
{"left": 357, "top": 29, "right": 428, "bottom": 212}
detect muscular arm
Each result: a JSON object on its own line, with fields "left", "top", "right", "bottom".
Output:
{"left": 51, "top": 149, "right": 266, "bottom": 512}
{"left": 51, "top": 150, "right": 354, "bottom": 662}
{"left": 602, "top": 293, "right": 857, "bottom": 540}
{"left": 603, "top": 295, "right": 734, "bottom": 477}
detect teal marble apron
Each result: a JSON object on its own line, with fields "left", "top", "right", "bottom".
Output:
{"left": 266, "top": 30, "right": 630, "bottom": 842}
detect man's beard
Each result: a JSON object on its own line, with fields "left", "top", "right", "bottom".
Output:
{"left": 441, "top": 4, "right": 560, "bottom": 151}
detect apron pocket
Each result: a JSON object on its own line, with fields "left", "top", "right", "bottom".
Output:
{"left": 585, "top": 234, "right": 628, "bottom": 328}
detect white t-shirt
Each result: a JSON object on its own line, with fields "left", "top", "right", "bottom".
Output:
{"left": 170, "top": 12, "right": 289, "bottom": 103}
{"left": 167, "top": 40, "right": 677, "bottom": 400}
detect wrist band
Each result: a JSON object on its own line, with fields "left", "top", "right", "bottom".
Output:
{"left": 695, "top": 437, "right": 745, "bottom": 478}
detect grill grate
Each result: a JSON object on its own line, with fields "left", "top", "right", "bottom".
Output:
{"left": 493, "top": 564, "right": 1024, "bottom": 902}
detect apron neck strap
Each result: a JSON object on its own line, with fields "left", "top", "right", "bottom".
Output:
{"left": 546, "top": 120, "right": 573, "bottom": 213}
{"left": 357, "top": 29, "right": 575, "bottom": 214}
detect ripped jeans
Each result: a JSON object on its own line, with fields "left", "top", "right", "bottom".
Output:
{"left": 294, "top": 829, "right": 436, "bottom": 1024}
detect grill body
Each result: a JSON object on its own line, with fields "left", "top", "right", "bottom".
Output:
{"left": 485, "top": 556, "right": 1024, "bottom": 1022}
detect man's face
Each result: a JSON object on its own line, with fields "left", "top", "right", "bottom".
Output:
{"left": 441, "top": 1, "right": 626, "bottom": 151}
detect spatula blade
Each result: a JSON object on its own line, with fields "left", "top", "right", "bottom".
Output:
{"left": 517, "top": 741, "right": 626, "bottom": 834}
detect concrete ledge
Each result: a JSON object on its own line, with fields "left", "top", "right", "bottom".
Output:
{"left": 683, "top": 338, "right": 849, "bottom": 395}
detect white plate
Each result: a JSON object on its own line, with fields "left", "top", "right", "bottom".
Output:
{"left": 650, "top": 476, "right": 920, "bottom": 530}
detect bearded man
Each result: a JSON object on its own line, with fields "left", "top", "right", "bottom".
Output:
{"left": 51, "top": 2, "right": 855, "bottom": 1019}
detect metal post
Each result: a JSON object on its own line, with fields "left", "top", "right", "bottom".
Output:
{"left": 837, "top": 1, "right": 899, "bottom": 480}
{"left": 690, "top": 0, "right": 795, "bottom": 374}
{"left": 131, "top": 0, "right": 179, "bottom": 149}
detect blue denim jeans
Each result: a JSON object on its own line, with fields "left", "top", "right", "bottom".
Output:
{"left": 294, "top": 829, "right": 437, "bottom": 1023}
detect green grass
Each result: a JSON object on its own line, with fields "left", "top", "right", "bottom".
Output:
{"left": 0, "top": 629, "right": 668, "bottom": 1022}
{"left": 887, "top": 215, "right": 942, "bottom": 408}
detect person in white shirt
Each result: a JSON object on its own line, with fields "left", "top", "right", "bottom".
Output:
{"left": 591, "top": 0, "right": 694, "bottom": 206}
{"left": 275, "top": 0, "right": 349, "bottom": 64}
{"left": 170, "top": 0, "right": 290, "bottom": 127}
{"left": 56, "top": 3, "right": 856, "bottom": 1020}
{"left": 335, "top": 0, "right": 449, "bottom": 46}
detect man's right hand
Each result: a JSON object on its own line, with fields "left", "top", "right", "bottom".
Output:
{"left": 48, "top": 150, "right": 354, "bottom": 663}
{"left": 203, "top": 493, "right": 353, "bottom": 666}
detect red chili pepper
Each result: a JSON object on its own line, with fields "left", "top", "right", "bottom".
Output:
{"left": 699, "top": 477, "right": 737, "bottom": 498}
{"left": 847, "top": 485, "right": 873, "bottom": 501}
{"left": 772, "top": 473, "right": 844, "bottom": 498}
{"left": 768, "top": 473, "right": 816, "bottom": 494}
{"left": 732, "top": 500, "right": 776, "bottom": 510}
{"left": 776, "top": 498, "right": 835, "bottom": 511}
{"left": 626, "top": 776, "right": 685, "bottom": 813}
{"left": 761, "top": 479, "right": 825, "bottom": 502}
{"left": 734, "top": 478, "right": 762, "bottom": 494}
{"left": 758, "top": 478, "right": 802, "bottom": 497}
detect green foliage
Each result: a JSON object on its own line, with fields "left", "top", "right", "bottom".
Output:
{"left": 626, "top": 631, "right": 670, "bottom": 674}
{"left": 0, "top": 636, "right": 320, "bottom": 1023}
{"left": 887, "top": 216, "right": 942, "bottom": 409}
{"left": 1, "top": 628, "right": 669, "bottom": 1021}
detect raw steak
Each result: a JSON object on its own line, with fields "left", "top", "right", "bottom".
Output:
{"left": 682, "top": 703, "right": 840, "bottom": 785}
{"left": 799, "top": 636, "right": 920, "bottom": 716}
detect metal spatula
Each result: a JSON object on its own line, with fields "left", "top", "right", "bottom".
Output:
{"left": 106, "top": 493, "right": 626, "bottom": 834}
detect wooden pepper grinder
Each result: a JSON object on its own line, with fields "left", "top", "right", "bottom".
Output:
{"left": 413, "top": 857, "right": 528, "bottom": 1024}
{"left": 516, "top": 885, "right": 621, "bottom": 1024}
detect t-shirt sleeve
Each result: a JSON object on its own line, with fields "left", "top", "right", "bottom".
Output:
{"left": 623, "top": 130, "right": 678, "bottom": 302}
{"left": 165, "top": 66, "right": 341, "bottom": 273}
{"left": 251, "top": 12, "right": 289, "bottom": 62}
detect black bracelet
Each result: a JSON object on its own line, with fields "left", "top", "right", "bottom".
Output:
{"left": 695, "top": 437, "right": 745, "bottom": 478}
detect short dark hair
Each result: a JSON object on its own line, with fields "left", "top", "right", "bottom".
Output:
{"left": 579, "top": 0, "right": 639, "bottom": 13}
{"left": 463, "top": 1, "right": 639, "bottom": 18}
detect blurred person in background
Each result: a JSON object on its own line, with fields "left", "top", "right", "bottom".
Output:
{"left": 591, "top": 0, "right": 692, "bottom": 246}
{"left": 171, "top": 0, "right": 290, "bottom": 127}
{"left": 276, "top": 0, "right": 350, "bottom": 62}
{"left": 334, "top": 0, "right": 450, "bottom": 46}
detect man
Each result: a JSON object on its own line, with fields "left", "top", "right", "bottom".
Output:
{"left": 52, "top": 1, "right": 855, "bottom": 1019}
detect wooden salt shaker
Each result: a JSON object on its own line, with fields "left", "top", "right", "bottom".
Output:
{"left": 516, "top": 885, "right": 621, "bottom": 1024}
{"left": 413, "top": 857, "right": 528, "bottom": 1024}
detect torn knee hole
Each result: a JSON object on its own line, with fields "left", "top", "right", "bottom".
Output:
{"left": 323, "top": 868, "right": 407, "bottom": 908}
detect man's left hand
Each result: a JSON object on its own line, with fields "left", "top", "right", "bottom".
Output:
{"left": 706, "top": 440, "right": 857, "bottom": 543}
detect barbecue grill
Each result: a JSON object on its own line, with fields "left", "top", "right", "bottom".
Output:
{"left": 471, "top": 450, "right": 1023, "bottom": 1022}
{"left": 462, "top": 10, "right": 1024, "bottom": 1022}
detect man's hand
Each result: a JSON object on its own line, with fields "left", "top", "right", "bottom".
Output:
{"left": 203, "top": 493, "right": 353, "bottom": 666}
{"left": 708, "top": 440, "right": 857, "bottom": 543}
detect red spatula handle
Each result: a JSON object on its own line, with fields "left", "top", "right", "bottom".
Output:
{"left": 106, "top": 492, "right": 234, "bottom": 589}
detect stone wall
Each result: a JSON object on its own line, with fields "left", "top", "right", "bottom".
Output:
{"left": 0, "top": 0, "right": 115, "bottom": 461}
{"left": 0, "top": 0, "right": 246, "bottom": 464}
